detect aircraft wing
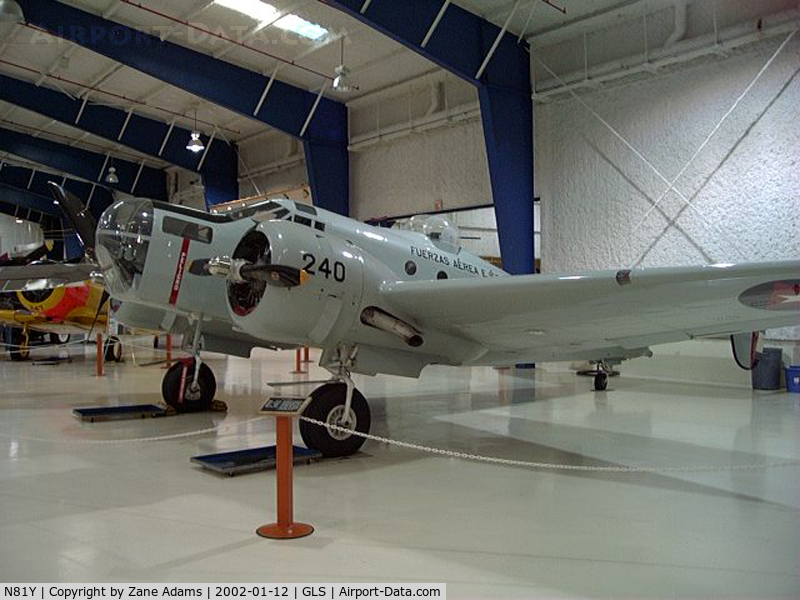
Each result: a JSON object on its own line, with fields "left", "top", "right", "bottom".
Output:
{"left": 379, "top": 260, "right": 800, "bottom": 364}
{"left": 0, "top": 263, "right": 97, "bottom": 293}
{"left": 0, "top": 309, "right": 41, "bottom": 326}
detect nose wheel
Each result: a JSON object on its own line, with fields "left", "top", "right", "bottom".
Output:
{"left": 162, "top": 358, "right": 217, "bottom": 412}
{"left": 299, "top": 382, "right": 371, "bottom": 458}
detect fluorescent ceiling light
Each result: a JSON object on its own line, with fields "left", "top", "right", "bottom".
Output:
{"left": 214, "top": 0, "right": 328, "bottom": 39}
{"left": 214, "top": 0, "right": 278, "bottom": 24}
{"left": 273, "top": 14, "right": 328, "bottom": 40}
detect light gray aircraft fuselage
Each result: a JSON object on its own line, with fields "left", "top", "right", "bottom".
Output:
{"left": 101, "top": 197, "right": 505, "bottom": 378}
{"left": 4, "top": 186, "right": 797, "bottom": 456}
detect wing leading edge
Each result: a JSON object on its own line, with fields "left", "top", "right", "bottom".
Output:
{"left": 378, "top": 261, "right": 800, "bottom": 365}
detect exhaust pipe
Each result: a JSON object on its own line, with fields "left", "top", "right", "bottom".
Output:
{"left": 361, "top": 307, "right": 423, "bottom": 347}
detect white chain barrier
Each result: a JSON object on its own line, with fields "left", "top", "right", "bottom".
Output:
{"left": 299, "top": 417, "right": 800, "bottom": 473}
{"left": 0, "top": 417, "right": 269, "bottom": 445}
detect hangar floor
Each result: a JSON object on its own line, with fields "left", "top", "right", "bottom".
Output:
{"left": 0, "top": 343, "right": 799, "bottom": 597}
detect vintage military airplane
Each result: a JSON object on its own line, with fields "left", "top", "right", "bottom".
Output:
{"left": 0, "top": 279, "right": 121, "bottom": 362}
{"left": 0, "top": 182, "right": 797, "bottom": 457}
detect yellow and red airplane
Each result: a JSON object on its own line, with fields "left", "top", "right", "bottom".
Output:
{"left": 0, "top": 281, "right": 117, "bottom": 361}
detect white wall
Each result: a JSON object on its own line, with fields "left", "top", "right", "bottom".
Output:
{"left": 534, "top": 36, "right": 800, "bottom": 272}
{"left": 0, "top": 214, "right": 44, "bottom": 258}
{"left": 350, "top": 119, "right": 492, "bottom": 220}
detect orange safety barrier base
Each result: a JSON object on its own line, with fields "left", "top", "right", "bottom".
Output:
{"left": 256, "top": 416, "right": 314, "bottom": 540}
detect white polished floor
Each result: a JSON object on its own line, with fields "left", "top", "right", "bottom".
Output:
{"left": 1, "top": 340, "right": 799, "bottom": 598}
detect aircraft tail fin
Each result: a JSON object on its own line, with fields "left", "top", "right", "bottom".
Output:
{"left": 47, "top": 182, "right": 97, "bottom": 259}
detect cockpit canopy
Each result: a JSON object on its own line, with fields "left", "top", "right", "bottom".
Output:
{"left": 96, "top": 198, "right": 154, "bottom": 295}
{"left": 393, "top": 215, "right": 460, "bottom": 252}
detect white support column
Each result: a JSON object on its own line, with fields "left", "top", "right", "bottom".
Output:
{"left": 158, "top": 118, "right": 177, "bottom": 157}
{"left": 360, "top": 0, "right": 373, "bottom": 14}
{"left": 98, "top": 153, "right": 111, "bottom": 182}
{"left": 131, "top": 160, "right": 146, "bottom": 195}
{"left": 475, "top": 0, "right": 521, "bottom": 79}
{"left": 27, "top": 169, "right": 37, "bottom": 189}
{"left": 299, "top": 82, "right": 328, "bottom": 138}
{"left": 117, "top": 108, "right": 135, "bottom": 141}
{"left": 75, "top": 94, "right": 91, "bottom": 124}
{"left": 86, "top": 184, "right": 97, "bottom": 210}
{"left": 421, "top": 0, "right": 452, "bottom": 48}
{"left": 196, "top": 127, "right": 217, "bottom": 171}
{"left": 254, "top": 65, "right": 281, "bottom": 116}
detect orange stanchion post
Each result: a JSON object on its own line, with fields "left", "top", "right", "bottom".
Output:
{"left": 164, "top": 334, "right": 173, "bottom": 369}
{"left": 96, "top": 333, "right": 104, "bottom": 377}
{"left": 302, "top": 346, "right": 311, "bottom": 363}
{"left": 256, "top": 416, "right": 314, "bottom": 539}
{"left": 291, "top": 348, "right": 306, "bottom": 374}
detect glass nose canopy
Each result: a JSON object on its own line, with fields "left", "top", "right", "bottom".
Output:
{"left": 96, "top": 199, "right": 154, "bottom": 295}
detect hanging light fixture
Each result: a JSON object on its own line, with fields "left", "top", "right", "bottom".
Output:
{"left": 105, "top": 165, "right": 119, "bottom": 184}
{"left": 0, "top": 0, "right": 24, "bottom": 23}
{"left": 186, "top": 109, "right": 205, "bottom": 153}
{"left": 332, "top": 38, "right": 358, "bottom": 93}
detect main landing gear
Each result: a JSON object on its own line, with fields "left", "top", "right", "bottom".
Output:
{"left": 578, "top": 360, "right": 621, "bottom": 391}
{"left": 299, "top": 345, "right": 372, "bottom": 458}
{"left": 160, "top": 320, "right": 221, "bottom": 413}
{"left": 8, "top": 328, "right": 30, "bottom": 362}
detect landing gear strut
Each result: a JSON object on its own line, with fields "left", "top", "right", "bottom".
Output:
{"left": 577, "top": 360, "right": 620, "bottom": 391}
{"left": 160, "top": 319, "right": 220, "bottom": 412}
{"left": 299, "top": 344, "right": 372, "bottom": 458}
{"left": 162, "top": 358, "right": 217, "bottom": 412}
{"left": 9, "top": 328, "right": 30, "bottom": 362}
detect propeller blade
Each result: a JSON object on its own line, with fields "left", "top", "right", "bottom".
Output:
{"left": 187, "top": 259, "right": 213, "bottom": 276}
{"left": 189, "top": 256, "right": 307, "bottom": 288}
{"left": 47, "top": 182, "right": 97, "bottom": 258}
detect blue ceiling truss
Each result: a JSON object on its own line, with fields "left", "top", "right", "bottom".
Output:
{"left": 0, "top": 162, "right": 115, "bottom": 219}
{"left": 0, "top": 125, "right": 165, "bottom": 204}
{"left": 0, "top": 73, "right": 238, "bottom": 209}
{"left": 18, "top": 0, "right": 350, "bottom": 217}
{"left": 0, "top": 176, "right": 76, "bottom": 259}
{"left": 321, "top": 0, "right": 535, "bottom": 274}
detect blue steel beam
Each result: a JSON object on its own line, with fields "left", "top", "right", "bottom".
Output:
{"left": 0, "top": 164, "right": 115, "bottom": 219}
{"left": 0, "top": 179, "right": 60, "bottom": 217}
{"left": 321, "top": 0, "right": 534, "bottom": 273}
{"left": 18, "top": 0, "right": 350, "bottom": 216}
{"left": 0, "top": 126, "right": 166, "bottom": 202}
{"left": 0, "top": 73, "right": 238, "bottom": 208}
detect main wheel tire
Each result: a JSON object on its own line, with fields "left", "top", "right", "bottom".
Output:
{"left": 103, "top": 336, "right": 122, "bottom": 362}
{"left": 50, "top": 333, "right": 71, "bottom": 345}
{"left": 299, "top": 383, "right": 371, "bottom": 458}
{"left": 161, "top": 360, "right": 217, "bottom": 412}
{"left": 594, "top": 372, "right": 608, "bottom": 391}
{"left": 9, "top": 329, "right": 30, "bottom": 362}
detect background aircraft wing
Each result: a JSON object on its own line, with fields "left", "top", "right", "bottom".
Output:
{"left": 0, "top": 263, "right": 97, "bottom": 293}
{"left": 378, "top": 260, "right": 800, "bottom": 363}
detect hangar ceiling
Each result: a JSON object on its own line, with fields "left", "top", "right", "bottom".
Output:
{"left": 0, "top": 0, "right": 796, "bottom": 217}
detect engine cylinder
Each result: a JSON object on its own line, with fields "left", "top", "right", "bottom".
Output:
{"left": 226, "top": 220, "right": 365, "bottom": 347}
